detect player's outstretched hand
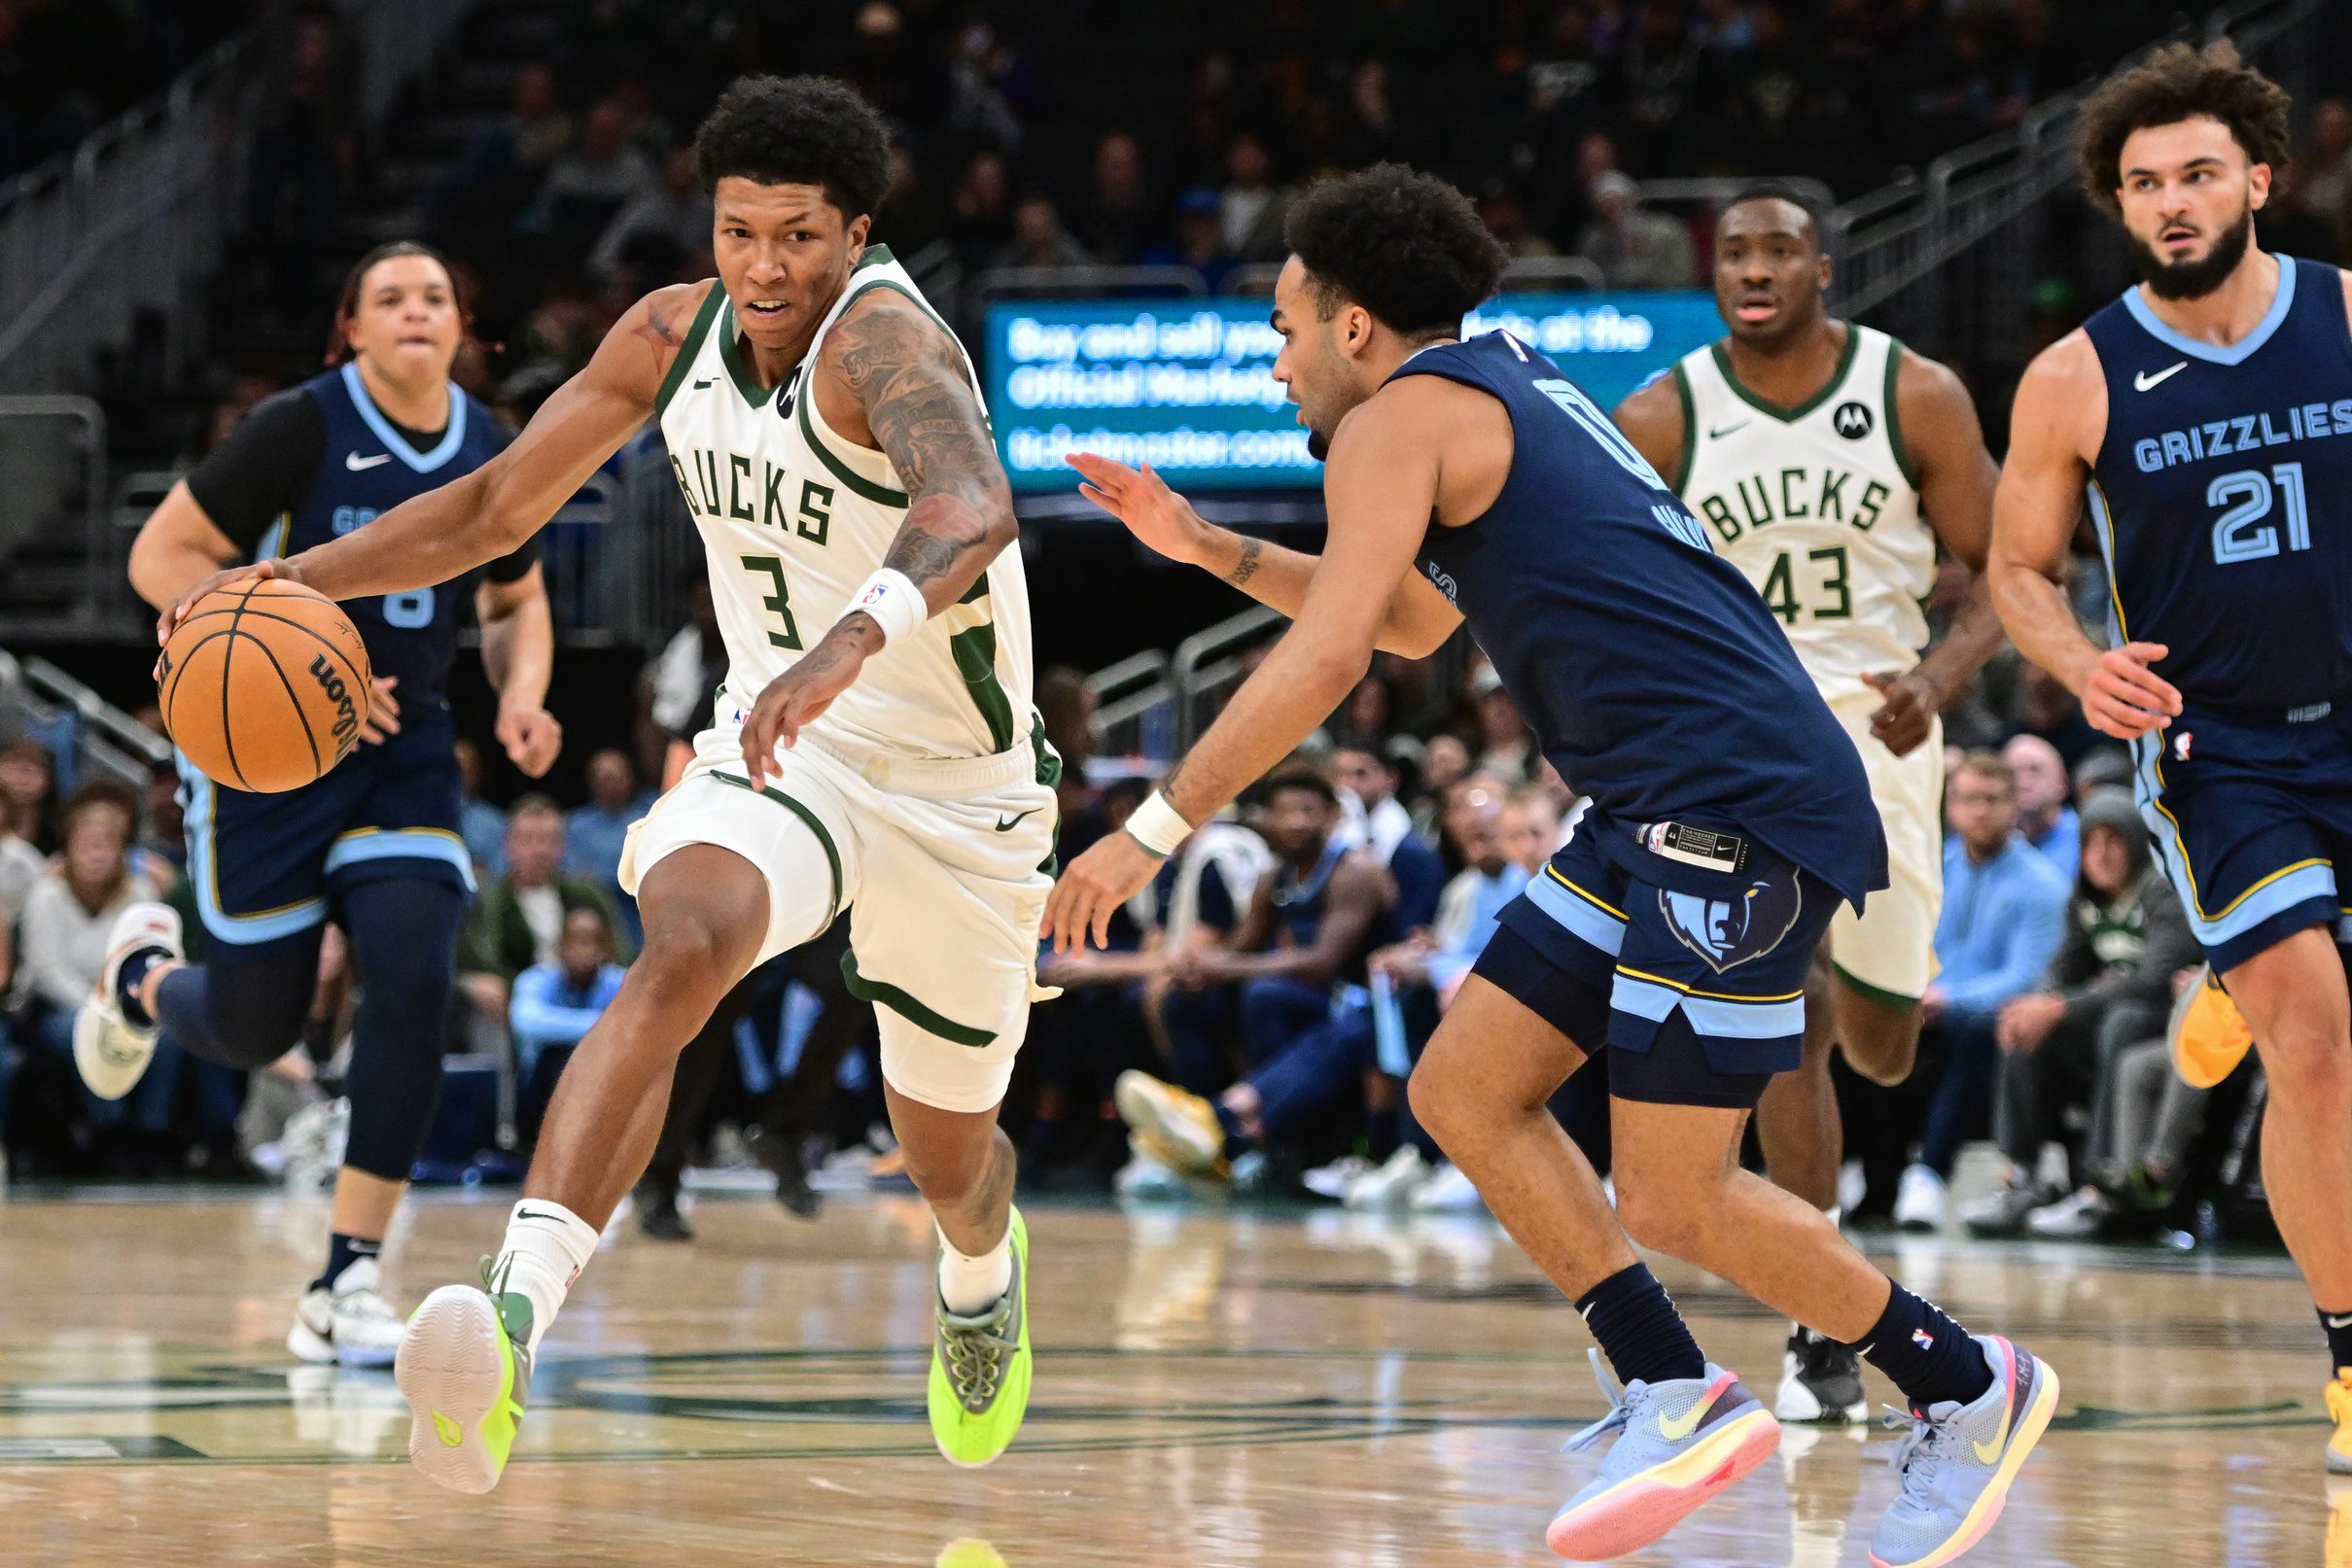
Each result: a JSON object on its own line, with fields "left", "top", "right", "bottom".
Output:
{"left": 358, "top": 676, "right": 402, "bottom": 747}
{"left": 1859, "top": 669, "right": 1940, "bottom": 757}
{"left": 155, "top": 559, "right": 288, "bottom": 654}
{"left": 2081, "top": 642, "right": 2181, "bottom": 739}
{"left": 1042, "top": 830, "right": 1162, "bottom": 955}
{"left": 497, "top": 702, "right": 563, "bottom": 777}
{"left": 739, "top": 627, "right": 869, "bottom": 785}
{"left": 1068, "top": 453, "right": 1211, "bottom": 566}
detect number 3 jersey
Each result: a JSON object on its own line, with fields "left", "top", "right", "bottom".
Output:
{"left": 2085, "top": 255, "right": 2352, "bottom": 714}
{"left": 1401, "top": 332, "right": 1885, "bottom": 909}
{"left": 655, "top": 246, "right": 1036, "bottom": 761}
{"left": 1672, "top": 323, "right": 1932, "bottom": 695}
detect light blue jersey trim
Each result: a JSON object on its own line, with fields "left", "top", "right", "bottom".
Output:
{"left": 1526, "top": 868, "right": 1626, "bottom": 957}
{"left": 257, "top": 513, "right": 288, "bottom": 562}
{"left": 2119, "top": 258, "right": 2296, "bottom": 366}
{"left": 2130, "top": 732, "right": 2337, "bottom": 943}
{"left": 338, "top": 362, "right": 467, "bottom": 471}
{"left": 323, "top": 828, "right": 476, "bottom": 891}
{"left": 177, "top": 756, "right": 328, "bottom": 944}
{"left": 1610, "top": 973, "right": 1804, "bottom": 1038}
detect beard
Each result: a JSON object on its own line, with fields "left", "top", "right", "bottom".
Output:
{"left": 2132, "top": 207, "right": 2254, "bottom": 300}
{"left": 1307, "top": 426, "right": 1332, "bottom": 462}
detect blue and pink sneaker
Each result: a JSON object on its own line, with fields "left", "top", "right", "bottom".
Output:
{"left": 1547, "top": 1350, "right": 1780, "bottom": 1560}
{"left": 1870, "top": 1335, "right": 2060, "bottom": 1568}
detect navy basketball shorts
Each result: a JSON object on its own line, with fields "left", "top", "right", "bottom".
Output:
{"left": 1473, "top": 811, "right": 1839, "bottom": 1108}
{"left": 2132, "top": 702, "right": 2352, "bottom": 974}
{"left": 178, "top": 705, "right": 474, "bottom": 950}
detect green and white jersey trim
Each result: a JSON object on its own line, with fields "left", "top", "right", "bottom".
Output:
{"left": 1675, "top": 323, "right": 1933, "bottom": 693}
{"left": 656, "top": 247, "right": 1033, "bottom": 762}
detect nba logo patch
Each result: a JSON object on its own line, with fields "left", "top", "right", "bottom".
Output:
{"left": 1912, "top": 1328, "right": 1935, "bottom": 1349}
{"left": 1658, "top": 875, "right": 1804, "bottom": 974}
{"left": 2174, "top": 729, "right": 2193, "bottom": 761}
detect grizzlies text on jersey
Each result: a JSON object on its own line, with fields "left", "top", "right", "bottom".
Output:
{"left": 2086, "top": 256, "right": 2352, "bottom": 969}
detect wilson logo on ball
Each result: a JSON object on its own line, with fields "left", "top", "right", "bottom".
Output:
{"left": 309, "top": 654, "right": 361, "bottom": 757}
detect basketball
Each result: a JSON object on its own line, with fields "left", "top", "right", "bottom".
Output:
{"left": 158, "top": 577, "right": 371, "bottom": 793}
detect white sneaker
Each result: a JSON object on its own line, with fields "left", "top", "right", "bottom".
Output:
{"left": 1408, "top": 1162, "right": 1486, "bottom": 1212}
{"left": 1343, "top": 1144, "right": 1428, "bottom": 1208}
{"left": 2024, "top": 1186, "right": 2114, "bottom": 1238}
{"left": 1302, "top": 1154, "right": 1374, "bottom": 1201}
{"left": 72, "top": 902, "right": 181, "bottom": 1100}
{"left": 1892, "top": 1164, "right": 1948, "bottom": 1233}
{"left": 289, "top": 1256, "right": 405, "bottom": 1368}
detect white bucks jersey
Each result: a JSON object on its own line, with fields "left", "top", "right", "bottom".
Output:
{"left": 1673, "top": 324, "right": 1932, "bottom": 691}
{"left": 656, "top": 247, "right": 1034, "bottom": 760}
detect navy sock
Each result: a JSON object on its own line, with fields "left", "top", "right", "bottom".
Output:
{"left": 1850, "top": 1282, "right": 1994, "bottom": 1411}
{"left": 1211, "top": 1102, "right": 1252, "bottom": 1162}
{"left": 2322, "top": 1307, "right": 2352, "bottom": 1378}
{"left": 315, "top": 1234, "right": 382, "bottom": 1293}
{"left": 116, "top": 947, "right": 171, "bottom": 1029}
{"left": 1576, "top": 1264, "right": 1706, "bottom": 1387}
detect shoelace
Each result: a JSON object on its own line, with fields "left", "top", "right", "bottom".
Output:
{"left": 1882, "top": 1404, "right": 1953, "bottom": 1505}
{"left": 1563, "top": 1348, "right": 1645, "bottom": 1454}
{"left": 940, "top": 1307, "right": 1019, "bottom": 1413}
{"left": 333, "top": 1287, "right": 400, "bottom": 1324}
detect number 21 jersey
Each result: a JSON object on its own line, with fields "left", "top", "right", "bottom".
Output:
{"left": 2085, "top": 255, "right": 2352, "bottom": 714}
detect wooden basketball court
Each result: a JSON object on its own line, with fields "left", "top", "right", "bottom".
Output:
{"left": 0, "top": 1188, "right": 2342, "bottom": 1566}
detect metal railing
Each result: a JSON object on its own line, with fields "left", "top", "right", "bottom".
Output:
{"left": 0, "top": 649, "right": 174, "bottom": 797}
{"left": 1083, "top": 648, "right": 1175, "bottom": 766}
{"left": 1828, "top": 0, "right": 2344, "bottom": 360}
{"left": 0, "top": 398, "right": 109, "bottom": 629}
{"left": 1173, "top": 604, "right": 1286, "bottom": 751}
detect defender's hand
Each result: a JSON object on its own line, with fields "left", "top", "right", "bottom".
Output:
{"left": 2080, "top": 642, "right": 2182, "bottom": 739}
{"left": 738, "top": 626, "right": 870, "bottom": 784}
{"left": 1068, "top": 453, "right": 1211, "bottom": 566}
{"left": 1042, "top": 830, "right": 1161, "bottom": 954}
{"left": 358, "top": 676, "right": 402, "bottom": 747}
{"left": 496, "top": 702, "right": 563, "bottom": 777}
{"left": 1860, "top": 670, "right": 1940, "bottom": 757}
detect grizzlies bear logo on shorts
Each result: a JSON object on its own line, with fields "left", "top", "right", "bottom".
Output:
{"left": 1660, "top": 875, "right": 1804, "bottom": 973}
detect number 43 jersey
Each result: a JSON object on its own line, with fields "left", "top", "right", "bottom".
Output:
{"left": 1673, "top": 323, "right": 1932, "bottom": 696}
{"left": 656, "top": 246, "right": 1036, "bottom": 762}
{"left": 2086, "top": 255, "right": 2352, "bottom": 714}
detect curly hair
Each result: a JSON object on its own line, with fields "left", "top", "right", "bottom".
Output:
{"left": 2077, "top": 40, "right": 2292, "bottom": 216}
{"left": 1283, "top": 164, "right": 1508, "bottom": 339}
{"left": 691, "top": 75, "right": 892, "bottom": 218}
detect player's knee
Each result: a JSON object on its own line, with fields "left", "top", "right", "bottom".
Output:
{"left": 1613, "top": 1181, "right": 1713, "bottom": 1260}
{"left": 632, "top": 908, "right": 749, "bottom": 1015}
{"left": 1407, "top": 1044, "right": 1483, "bottom": 1150}
{"left": 1843, "top": 1024, "right": 1920, "bottom": 1088}
{"left": 2264, "top": 1024, "right": 2352, "bottom": 1106}
{"left": 899, "top": 1136, "right": 988, "bottom": 1212}
{"left": 205, "top": 977, "right": 315, "bottom": 1070}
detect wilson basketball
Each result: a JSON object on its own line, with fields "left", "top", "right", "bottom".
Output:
{"left": 159, "top": 577, "right": 371, "bottom": 793}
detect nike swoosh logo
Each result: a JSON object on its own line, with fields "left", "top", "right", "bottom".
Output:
{"left": 513, "top": 1207, "right": 562, "bottom": 1224}
{"left": 2327, "top": 1313, "right": 2352, "bottom": 1330}
{"left": 692, "top": 378, "right": 715, "bottom": 389}
{"left": 2134, "top": 362, "right": 2188, "bottom": 391}
{"left": 1657, "top": 1373, "right": 1732, "bottom": 1442}
{"left": 994, "top": 808, "right": 1040, "bottom": 832}
{"left": 1972, "top": 1356, "right": 2019, "bottom": 1464}
{"left": 1707, "top": 420, "right": 1749, "bottom": 438}
{"left": 344, "top": 451, "right": 393, "bottom": 470}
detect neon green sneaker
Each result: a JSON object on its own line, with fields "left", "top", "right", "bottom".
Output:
{"left": 928, "top": 1207, "right": 1032, "bottom": 1467}
{"left": 393, "top": 1258, "right": 534, "bottom": 1494}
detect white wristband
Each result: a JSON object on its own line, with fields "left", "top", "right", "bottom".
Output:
{"left": 1124, "top": 789, "right": 1194, "bottom": 858}
{"left": 847, "top": 569, "right": 926, "bottom": 645}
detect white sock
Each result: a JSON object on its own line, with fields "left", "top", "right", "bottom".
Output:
{"left": 936, "top": 1222, "right": 1013, "bottom": 1315}
{"left": 492, "top": 1200, "right": 599, "bottom": 1355}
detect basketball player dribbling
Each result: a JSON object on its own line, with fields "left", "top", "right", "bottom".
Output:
{"left": 1992, "top": 40, "right": 2352, "bottom": 1475}
{"left": 77, "top": 242, "right": 562, "bottom": 1367}
{"left": 1614, "top": 183, "right": 2005, "bottom": 1427}
{"left": 162, "top": 75, "right": 1055, "bottom": 1492}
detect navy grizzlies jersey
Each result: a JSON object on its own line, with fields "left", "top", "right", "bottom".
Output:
{"left": 1398, "top": 333, "right": 1885, "bottom": 907}
{"left": 2086, "top": 256, "right": 2352, "bottom": 714}
{"left": 260, "top": 364, "right": 510, "bottom": 703}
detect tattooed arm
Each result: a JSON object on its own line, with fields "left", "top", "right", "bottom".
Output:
{"left": 736, "top": 289, "right": 1018, "bottom": 776}
{"left": 160, "top": 282, "right": 708, "bottom": 635}
{"left": 1067, "top": 451, "right": 1461, "bottom": 658}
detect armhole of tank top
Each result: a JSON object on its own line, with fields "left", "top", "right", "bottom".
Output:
{"left": 653, "top": 283, "right": 727, "bottom": 417}
{"left": 1878, "top": 331, "right": 1922, "bottom": 491}
{"left": 1668, "top": 360, "right": 1698, "bottom": 492}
